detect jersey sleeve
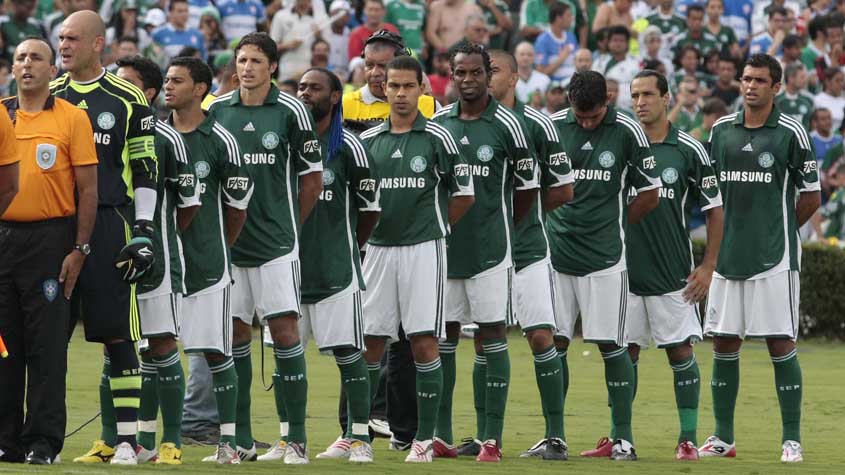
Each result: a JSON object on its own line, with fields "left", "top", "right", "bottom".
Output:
{"left": 685, "top": 137, "right": 722, "bottom": 211}
{"left": 528, "top": 113, "right": 573, "bottom": 188}
{"left": 127, "top": 102, "right": 158, "bottom": 191}
{"left": 623, "top": 119, "right": 662, "bottom": 192}
{"left": 69, "top": 108, "right": 97, "bottom": 167}
{"left": 0, "top": 104, "right": 17, "bottom": 166}
{"left": 345, "top": 133, "right": 380, "bottom": 212}
{"left": 787, "top": 122, "right": 821, "bottom": 193}
{"left": 430, "top": 124, "right": 473, "bottom": 197}
{"left": 287, "top": 100, "right": 323, "bottom": 176}
{"left": 170, "top": 132, "right": 200, "bottom": 209}
{"left": 504, "top": 116, "right": 540, "bottom": 191}
{"left": 218, "top": 132, "right": 253, "bottom": 210}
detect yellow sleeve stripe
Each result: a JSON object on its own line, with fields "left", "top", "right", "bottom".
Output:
{"left": 104, "top": 72, "right": 148, "bottom": 105}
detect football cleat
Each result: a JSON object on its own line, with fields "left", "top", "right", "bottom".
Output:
{"left": 316, "top": 436, "right": 351, "bottom": 459}
{"left": 284, "top": 442, "right": 309, "bottom": 464}
{"left": 676, "top": 440, "right": 699, "bottom": 461}
{"left": 543, "top": 438, "right": 569, "bottom": 461}
{"left": 155, "top": 443, "right": 182, "bottom": 465}
{"left": 432, "top": 437, "right": 458, "bottom": 458}
{"left": 257, "top": 440, "right": 288, "bottom": 461}
{"left": 580, "top": 436, "right": 613, "bottom": 457}
{"left": 476, "top": 439, "right": 502, "bottom": 462}
{"left": 456, "top": 437, "right": 482, "bottom": 456}
{"left": 781, "top": 440, "right": 803, "bottom": 463}
{"left": 24, "top": 451, "right": 53, "bottom": 465}
{"left": 698, "top": 435, "right": 736, "bottom": 458}
{"left": 237, "top": 443, "right": 257, "bottom": 461}
{"left": 610, "top": 439, "right": 637, "bottom": 461}
{"left": 216, "top": 443, "right": 241, "bottom": 464}
{"left": 135, "top": 444, "right": 158, "bottom": 463}
{"left": 520, "top": 438, "right": 547, "bottom": 458}
{"left": 73, "top": 440, "right": 115, "bottom": 463}
{"left": 349, "top": 440, "right": 374, "bottom": 463}
{"left": 404, "top": 439, "right": 433, "bottom": 463}
{"left": 389, "top": 437, "right": 411, "bottom": 451}
{"left": 110, "top": 442, "right": 138, "bottom": 465}
{"left": 369, "top": 418, "right": 393, "bottom": 438}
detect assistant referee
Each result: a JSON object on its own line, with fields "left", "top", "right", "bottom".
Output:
{"left": 0, "top": 37, "right": 98, "bottom": 465}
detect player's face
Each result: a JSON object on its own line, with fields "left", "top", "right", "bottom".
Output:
{"left": 58, "top": 21, "right": 101, "bottom": 73}
{"left": 452, "top": 53, "right": 490, "bottom": 103}
{"left": 488, "top": 57, "right": 515, "bottom": 102}
{"left": 741, "top": 65, "right": 780, "bottom": 108}
{"left": 385, "top": 68, "right": 421, "bottom": 118}
{"left": 297, "top": 70, "right": 336, "bottom": 122}
{"left": 12, "top": 40, "right": 57, "bottom": 93}
{"left": 364, "top": 46, "right": 395, "bottom": 99}
{"left": 116, "top": 66, "right": 156, "bottom": 104}
{"left": 631, "top": 75, "right": 668, "bottom": 126}
{"left": 164, "top": 65, "right": 203, "bottom": 110}
{"left": 571, "top": 102, "right": 607, "bottom": 130}
{"left": 236, "top": 45, "right": 277, "bottom": 91}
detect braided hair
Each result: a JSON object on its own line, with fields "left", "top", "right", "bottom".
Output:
{"left": 303, "top": 67, "right": 345, "bottom": 162}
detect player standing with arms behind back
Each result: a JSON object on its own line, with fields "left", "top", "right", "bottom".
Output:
{"left": 699, "top": 53, "right": 820, "bottom": 463}
{"left": 52, "top": 10, "right": 159, "bottom": 465}
{"left": 208, "top": 32, "right": 323, "bottom": 465}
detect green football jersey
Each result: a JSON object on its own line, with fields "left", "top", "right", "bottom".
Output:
{"left": 208, "top": 85, "right": 322, "bottom": 267}
{"left": 645, "top": 12, "right": 687, "bottom": 36}
{"left": 774, "top": 91, "right": 814, "bottom": 131}
{"left": 822, "top": 188, "right": 845, "bottom": 239}
{"left": 0, "top": 16, "right": 45, "bottom": 61}
{"left": 138, "top": 120, "right": 200, "bottom": 297}
{"left": 512, "top": 101, "right": 573, "bottom": 271}
{"left": 433, "top": 97, "right": 541, "bottom": 279}
{"left": 710, "top": 25, "right": 738, "bottom": 53}
{"left": 361, "top": 112, "right": 473, "bottom": 246}
{"left": 300, "top": 129, "right": 380, "bottom": 304}
{"left": 548, "top": 106, "right": 662, "bottom": 276}
{"left": 627, "top": 126, "right": 722, "bottom": 295}
{"left": 709, "top": 107, "right": 820, "bottom": 280}
{"left": 673, "top": 31, "right": 721, "bottom": 55}
{"left": 177, "top": 114, "right": 253, "bottom": 295}
{"left": 385, "top": 0, "right": 426, "bottom": 54}
{"left": 478, "top": 0, "right": 511, "bottom": 50}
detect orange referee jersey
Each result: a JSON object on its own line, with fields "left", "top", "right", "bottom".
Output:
{"left": 0, "top": 103, "right": 16, "bottom": 168}
{"left": 1, "top": 96, "right": 97, "bottom": 222}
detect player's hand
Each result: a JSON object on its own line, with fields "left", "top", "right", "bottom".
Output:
{"left": 683, "top": 265, "right": 713, "bottom": 303}
{"left": 115, "top": 220, "right": 156, "bottom": 284}
{"left": 59, "top": 250, "right": 86, "bottom": 299}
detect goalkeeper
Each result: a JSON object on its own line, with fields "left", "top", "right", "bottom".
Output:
{"left": 50, "top": 11, "right": 159, "bottom": 464}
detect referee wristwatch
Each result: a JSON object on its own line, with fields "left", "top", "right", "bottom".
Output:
{"left": 73, "top": 243, "right": 91, "bottom": 256}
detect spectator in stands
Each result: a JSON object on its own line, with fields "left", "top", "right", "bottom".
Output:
{"left": 640, "top": 25, "right": 673, "bottom": 78}
{"left": 217, "top": 0, "right": 268, "bottom": 44}
{"left": 325, "top": 0, "right": 351, "bottom": 73}
{"left": 426, "top": 0, "right": 482, "bottom": 54}
{"left": 721, "top": 0, "right": 753, "bottom": 52}
{"left": 817, "top": 13, "right": 845, "bottom": 72}
{"left": 477, "top": 0, "right": 513, "bottom": 50}
{"left": 515, "top": 40, "right": 550, "bottom": 104}
{"left": 177, "top": 45, "right": 203, "bottom": 58}
{"left": 710, "top": 54, "right": 740, "bottom": 108}
{"left": 642, "top": 58, "right": 668, "bottom": 78}
{"left": 0, "top": 0, "right": 47, "bottom": 61}
{"left": 349, "top": 0, "right": 398, "bottom": 60}
{"left": 689, "top": 96, "right": 727, "bottom": 141}
{"left": 202, "top": 55, "right": 237, "bottom": 108}
{"left": 819, "top": 162, "right": 845, "bottom": 240}
{"left": 815, "top": 66, "right": 845, "bottom": 131}
{"left": 802, "top": 14, "right": 828, "bottom": 71}
{"left": 279, "top": 78, "right": 299, "bottom": 95}
{"left": 811, "top": 108, "right": 840, "bottom": 165}
{"left": 750, "top": 6, "right": 789, "bottom": 58}
{"left": 703, "top": 48, "right": 721, "bottom": 79}
{"left": 105, "top": 0, "right": 151, "bottom": 64}
{"left": 199, "top": 6, "right": 229, "bottom": 65}
{"left": 187, "top": 0, "right": 216, "bottom": 29}
{"left": 646, "top": 0, "right": 686, "bottom": 51}
{"left": 151, "top": 0, "right": 207, "bottom": 61}
{"left": 672, "top": 45, "right": 713, "bottom": 94}
{"left": 574, "top": 47, "right": 592, "bottom": 73}
{"left": 460, "top": 14, "right": 491, "bottom": 48}
{"left": 540, "top": 80, "right": 566, "bottom": 116}
{"left": 521, "top": 0, "right": 587, "bottom": 45}
{"left": 669, "top": 77, "right": 703, "bottom": 133}
{"left": 781, "top": 34, "right": 804, "bottom": 69}
{"left": 271, "top": 0, "right": 322, "bottom": 81}
{"left": 0, "top": 59, "right": 11, "bottom": 97}
{"left": 428, "top": 50, "right": 451, "bottom": 105}
{"left": 105, "top": 35, "right": 139, "bottom": 72}
{"left": 593, "top": 25, "right": 639, "bottom": 109}
{"left": 384, "top": 0, "right": 426, "bottom": 57}
{"left": 534, "top": 1, "right": 579, "bottom": 86}
{"left": 592, "top": 0, "right": 633, "bottom": 35}
{"left": 673, "top": 4, "right": 719, "bottom": 56}
{"left": 705, "top": 0, "right": 740, "bottom": 59}
{"left": 776, "top": 64, "right": 815, "bottom": 130}
{"left": 310, "top": 38, "right": 330, "bottom": 69}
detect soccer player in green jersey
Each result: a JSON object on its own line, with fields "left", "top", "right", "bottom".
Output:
{"left": 53, "top": 11, "right": 159, "bottom": 465}
{"left": 627, "top": 69, "right": 724, "bottom": 461}
{"left": 699, "top": 53, "right": 821, "bottom": 463}
{"left": 295, "top": 67, "right": 381, "bottom": 463}
{"left": 165, "top": 57, "right": 253, "bottom": 464}
{"left": 549, "top": 70, "right": 662, "bottom": 461}
{"left": 487, "top": 49, "right": 574, "bottom": 461}
{"left": 432, "top": 43, "right": 541, "bottom": 463}
{"left": 359, "top": 55, "right": 475, "bottom": 463}
{"left": 115, "top": 56, "right": 200, "bottom": 465}
{"left": 208, "top": 32, "right": 323, "bottom": 465}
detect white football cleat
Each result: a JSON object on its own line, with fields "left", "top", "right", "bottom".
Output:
{"left": 316, "top": 436, "right": 351, "bottom": 459}
{"left": 284, "top": 442, "right": 309, "bottom": 465}
{"left": 256, "top": 440, "right": 288, "bottom": 461}
{"left": 237, "top": 443, "right": 257, "bottom": 462}
{"left": 404, "top": 439, "right": 433, "bottom": 463}
{"left": 215, "top": 443, "right": 241, "bottom": 464}
{"left": 135, "top": 445, "right": 158, "bottom": 463}
{"left": 348, "top": 440, "right": 374, "bottom": 463}
{"left": 781, "top": 440, "right": 803, "bottom": 463}
{"left": 110, "top": 442, "right": 138, "bottom": 465}
{"left": 698, "top": 435, "right": 736, "bottom": 458}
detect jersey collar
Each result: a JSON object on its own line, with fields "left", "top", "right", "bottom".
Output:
{"left": 167, "top": 111, "right": 215, "bottom": 135}
{"left": 2, "top": 95, "right": 55, "bottom": 124}
{"left": 382, "top": 110, "right": 428, "bottom": 134}
{"left": 359, "top": 85, "right": 384, "bottom": 105}
{"left": 732, "top": 104, "right": 781, "bottom": 128}
{"left": 662, "top": 123, "right": 680, "bottom": 145}
{"left": 445, "top": 94, "right": 498, "bottom": 121}
{"left": 229, "top": 84, "right": 281, "bottom": 105}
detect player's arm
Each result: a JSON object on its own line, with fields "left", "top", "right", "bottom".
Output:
{"left": 788, "top": 121, "right": 823, "bottom": 226}
{"left": 509, "top": 121, "right": 541, "bottom": 223}
{"left": 291, "top": 106, "right": 324, "bottom": 224}
{"left": 127, "top": 102, "right": 159, "bottom": 223}
{"left": 171, "top": 135, "right": 200, "bottom": 232}
{"left": 299, "top": 172, "right": 322, "bottom": 224}
{"left": 540, "top": 133, "right": 574, "bottom": 212}
{"left": 433, "top": 124, "right": 475, "bottom": 224}
{"left": 220, "top": 137, "right": 253, "bottom": 246}
{"left": 625, "top": 123, "right": 661, "bottom": 224}
{"left": 0, "top": 107, "right": 18, "bottom": 215}
{"left": 684, "top": 140, "right": 724, "bottom": 302}
{"left": 0, "top": 162, "right": 18, "bottom": 215}
{"left": 349, "top": 137, "right": 381, "bottom": 248}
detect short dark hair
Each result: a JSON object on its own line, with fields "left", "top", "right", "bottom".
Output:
{"left": 633, "top": 69, "right": 669, "bottom": 96}
{"left": 386, "top": 55, "right": 423, "bottom": 85}
{"left": 19, "top": 35, "right": 55, "bottom": 63}
{"left": 607, "top": 25, "right": 630, "bottom": 42}
{"left": 701, "top": 97, "right": 728, "bottom": 116}
{"left": 568, "top": 70, "right": 607, "bottom": 111}
{"left": 808, "top": 14, "right": 827, "bottom": 40}
{"left": 281, "top": 78, "right": 299, "bottom": 90}
{"left": 744, "top": 53, "right": 782, "bottom": 85}
{"left": 117, "top": 35, "right": 138, "bottom": 46}
{"left": 549, "top": 1, "right": 570, "bottom": 24}
{"left": 116, "top": 55, "right": 164, "bottom": 98}
{"left": 449, "top": 41, "right": 491, "bottom": 75}
{"left": 311, "top": 38, "right": 329, "bottom": 51}
{"left": 235, "top": 32, "right": 279, "bottom": 65}
{"left": 642, "top": 58, "right": 663, "bottom": 71}
{"left": 824, "top": 66, "right": 843, "bottom": 83}
{"left": 169, "top": 0, "right": 188, "bottom": 11}
{"left": 687, "top": 4, "right": 705, "bottom": 16}
{"left": 827, "top": 12, "right": 845, "bottom": 30}
{"left": 769, "top": 6, "right": 788, "bottom": 18}
{"left": 783, "top": 34, "right": 802, "bottom": 49}
{"left": 811, "top": 107, "right": 831, "bottom": 123}
{"left": 169, "top": 56, "right": 213, "bottom": 98}
{"left": 674, "top": 44, "right": 701, "bottom": 69}
{"left": 489, "top": 49, "right": 517, "bottom": 74}
{"left": 176, "top": 45, "right": 200, "bottom": 58}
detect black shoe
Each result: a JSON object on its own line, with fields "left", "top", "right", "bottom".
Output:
{"left": 542, "top": 438, "right": 569, "bottom": 461}
{"left": 253, "top": 439, "right": 271, "bottom": 450}
{"left": 0, "top": 448, "right": 24, "bottom": 463}
{"left": 24, "top": 451, "right": 53, "bottom": 465}
{"left": 456, "top": 437, "right": 481, "bottom": 456}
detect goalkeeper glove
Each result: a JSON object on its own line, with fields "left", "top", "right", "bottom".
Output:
{"left": 115, "top": 220, "right": 156, "bottom": 283}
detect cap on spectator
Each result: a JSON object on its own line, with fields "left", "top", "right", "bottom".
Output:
{"left": 214, "top": 51, "right": 233, "bottom": 71}
{"left": 200, "top": 6, "right": 221, "bottom": 23}
{"left": 329, "top": 0, "right": 351, "bottom": 13}
{"left": 144, "top": 8, "right": 167, "bottom": 28}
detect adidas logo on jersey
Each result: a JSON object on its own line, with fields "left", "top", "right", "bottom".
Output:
{"left": 77, "top": 100, "right": 88, "bottom": 109}
{"left": 742, "top": 143, "right": 753, "bottom": 152}
{"left": 243, "top": 122, "right": 255, "bottom": 132}
{"left": 581, "top": 141, "right": 593, "bottom": 151}
{"left": 391, "top": 149, "right": 403, "bottom": 158}
{"left": 460, "top": 136, "right": 470, "bottom": 145}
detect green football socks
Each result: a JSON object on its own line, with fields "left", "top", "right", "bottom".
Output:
{"left": 435, "top": 339, "right": 457, "bottom": 444}
{"left": 232, "top": 342, "right": 253, "bottom": 449}
{"left": 137, "top": 355, "right": 158, "bottom": 450}
{"left": 772, "top": 349, "right": 802, "bottom": 443}
{"left": 534, "top": 345, "right": 565, "bottom": 440}
{"left": 208, "top": 357, "right": 238, "bottom": 450}
{"left": 335, "top": 349, "right": 371, "bottom": 443}
{"left": 482, "top": 338, "right": 510, "bottom": 444}
{"left": 272, "top": 372, "right": 288, "bottom": 442}
{"left": 153, "top": 350, "right": 184, "bottom": 447}
{"left": 602, "top": 347, "right": 634, "bottom": 443}
{"left": 671, "top": 354, "right": 700, "bottom": 445}
{"left": 472, "top": 353, "right": 487, "bottom": 441}
{"left": 415, "top": 358, "right": 444, "bottom": 441}
{"left": 274, "top": 342, "right": 308, "bottom": 444}
{"left": 712, "top": 351, "right": 739, "bottom": 444}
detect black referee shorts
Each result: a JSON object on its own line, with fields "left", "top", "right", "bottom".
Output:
{"left": 72, "top": 206, "right": 140, "bottom": 343}
{"left": 0, "top": 217, "right": 74, "bottom": 460}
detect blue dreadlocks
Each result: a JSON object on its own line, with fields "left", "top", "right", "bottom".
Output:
{"left": 302, "top": 67, "right": 344, "bottom": 162}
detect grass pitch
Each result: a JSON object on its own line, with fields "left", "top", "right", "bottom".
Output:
{"left": 3, "top": 330, "right": 844, "bottom": 474}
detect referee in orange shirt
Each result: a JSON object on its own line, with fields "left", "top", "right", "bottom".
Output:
{"left": 0, "top": 37, "right": 98, "bottom": 465}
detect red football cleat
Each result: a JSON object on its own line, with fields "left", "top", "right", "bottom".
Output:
{"left": 476, "top": 440, "right": 502, "bottom": 463}
{"left": 676, "top": 441, "right": 699, "bottom": 461}
{"left": 580, "top": 436, "right": 613, "bottom": 457}
{"left": 432, "top": 437, "right": 457, "bottom": 458}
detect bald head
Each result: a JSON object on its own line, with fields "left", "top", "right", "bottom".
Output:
{"left": 574, "top": 48, "right": 592, "bottom": 73}
{"left": 64, "top": 10, "right": 106, "bottom": 38}
{"left": 59, "top": 9, "right": 107, "bottom": 78}
{"left": 514, "top": 41, "right": 535, "bottom": 70}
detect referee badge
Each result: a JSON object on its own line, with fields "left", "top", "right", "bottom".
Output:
{"left": 36, "top": 143, "right": 57, "bottom": 170}
{"left": 43, "top": 279, "right": 59, "bottom": 302}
